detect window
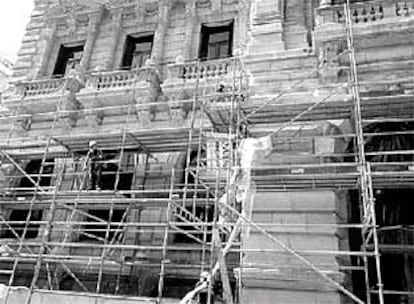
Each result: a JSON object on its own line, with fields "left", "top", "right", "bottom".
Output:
{"left": 81, "top": 209, "right": 126, "bottom": 242}
{"left": 1, "top": 209, "right": 43, "bottom": 239}
{"left": 53, "top": 44, "right": 84, "bottom": 77}
{"left": 199, "top": 22, "right": 233, "bottom": 60}
{"left": 18, "top": 159, "right": 54, "bottom": 192}
{"left": 121, "top": 35, "right": 154, "bottom": 70}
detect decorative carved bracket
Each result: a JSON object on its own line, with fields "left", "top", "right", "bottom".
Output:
{"left": 61, "top": 76, "right": 85, "bottom": 128}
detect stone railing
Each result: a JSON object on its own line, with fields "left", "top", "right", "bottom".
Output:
{"left": 87, "top": 67, "right": 159, "bottom": 91}
{"left": 167, "top": 57, "right": 241, "bottom": 81}
{"left": 15, "top": 78, "right": 66, "bottom": 97}
{"left": 88, "top": 70, "right": 138, "bottom": 91}
{"left": 317, "top": 0, "right": 414, "bottom": 25}
{"left": 12, "top": 66, "right": 160, "bottom": 97}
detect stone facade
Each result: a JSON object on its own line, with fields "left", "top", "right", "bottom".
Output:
{"left": 0, "top": 0, "right": 413, "bottom": 303}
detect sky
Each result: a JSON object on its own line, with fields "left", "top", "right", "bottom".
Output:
{"left": 0, "top": 0, "right": 35, "bottom": 62}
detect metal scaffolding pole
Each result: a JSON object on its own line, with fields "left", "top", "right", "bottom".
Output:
{"left": 344, "top": 1, "right": 385, "bottom": 303}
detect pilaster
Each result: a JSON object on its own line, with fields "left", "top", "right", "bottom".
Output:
{"left": 151, "top": 0, "right": 173, "bottom": 65}
{"left": 36, "top": 23, "right": 58, "bottom": 78}
{"left": 183, "top": 0, "right": 198, "bottom": 61}
{"left": 248, "top": 0, "right": 285, "bottom": 54}
{"left": 79, "top": 5, "right": 105, "bottom": 74}
{"left": 105, "top": 8, "right": 123, "bottom": 70}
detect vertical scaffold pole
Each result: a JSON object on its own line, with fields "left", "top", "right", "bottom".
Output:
{"left": 344, "top": 1, "right": 384, "bottom": 303}
{"left": 157, "top": 168, "right": 175, "bottom": 303}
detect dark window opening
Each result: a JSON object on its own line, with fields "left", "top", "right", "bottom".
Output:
{"left": 59, "top": 276, "right": 86, "bottom": 292}
{"left": 80, "top": 209, "right": 126, "bottom": 242}
{"left": 53, "top": 44, "right": 84, "bottom": 77}
{"left": 162, "top": 278, "right": 199, "bottom": 298}
{"left": 186, "top": 150, "right": 207, "bottom": 187}
{"left": 18, "top": 159, "right": 55, "bottom": 191}
{"left": 347, "top": 122, "right": 414, "bottom": 304}
{"left": 173, "top": 206, "right": 214, "bottom": 244}
{"left": 163, "top": 277, "right": 235, "bottom": 302}
{"left": 121, "top": 35, "right": 153, "bottom": 70}
{"left": 199, "top": 22, "right": 233, "bottom": 60}
{"left": 175, "top": 149, "right": 212, "bottom": 243}
{"left": 82, "top": 150, "right": 133, "bottom": 192}
{"left": 1, "top": 209, "right": 43, "bottom": 239}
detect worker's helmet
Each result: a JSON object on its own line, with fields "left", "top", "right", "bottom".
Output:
{"left": 89, "top": 140, "right": 97, "bottom": 148}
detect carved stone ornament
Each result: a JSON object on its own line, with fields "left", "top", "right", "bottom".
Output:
{"left": 14, "top": 106, "right": 32, "bottom": 132}
{"left": 170, "top": 106, "right": 186, "bottom": 122}
{"left": 18, "top": 115, "right": 33, "bottom": 132}
{"left": 168, "top": 90, "right": 191, "bottom": 122}
{"left": 134, "top": 95, "right": 157, "bottom": 124}
{"left": 63, "top": 93, "right": 84, "bottom": 128}
{"left": 319, "top": 41, "right": 341, "bottom": 67}
{"left": 45, "top": 0, "right": 102, "bottom": 34}
{"left": 137, "top": 107, "right": 155, "bottom": 125}
{"left": 86, "top": 104, "right": 105, "bottom": 127}
{"left": 61, "top": 76, "right": 85, "bottom": 128}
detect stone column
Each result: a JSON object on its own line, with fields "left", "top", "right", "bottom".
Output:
{"left": 151, "top": 0, "right": 173, "bottom": 65}
{"left": 79, "top": 5, "right": 105, "bottom": 74}
{"left": 36, "top": 22, "right": 58, "bottom": 77}
{"left": 183, "top": 0, "right": 197, "bottom": 61}
{"left": 105, "top": 8, "right": 123, "bottom": 70}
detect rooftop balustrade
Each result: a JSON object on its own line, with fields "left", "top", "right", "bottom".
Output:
{"left": 317, "top": 0, "right": 414, "bottom": 25}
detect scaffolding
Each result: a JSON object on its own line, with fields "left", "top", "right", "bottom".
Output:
{"left": 0, "top": 2, "right": 413, "bottom": 304}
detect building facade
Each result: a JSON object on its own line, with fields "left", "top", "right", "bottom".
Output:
{"left": 0, "top": 0, "right": 414, "bottom": 303}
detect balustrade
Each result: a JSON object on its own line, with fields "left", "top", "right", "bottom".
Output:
{"left": 318, "top": 0, "right": 414, "bottom": 25}
{"left": 169, "top": 58, "right": 240, "bottom": 81}
{"left": 13, "top": 66, "right": 159, "bottom": 98}
{"left": 88, "top": 67, "right": 158, "bottom": 91}
{"left": 16, "top": 78, "right": 65, "bottom": 97}
{"left": 88, "top": 70, "right": 139, "bottom": 91}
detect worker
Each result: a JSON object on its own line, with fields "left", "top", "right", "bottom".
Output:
{"left": 87, "top": 140, "right": 103, "bottom": 190}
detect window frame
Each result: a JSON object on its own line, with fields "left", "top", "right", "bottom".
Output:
{"left": 121, "top": 34, "right": 154, "bottom": 70}
{"left": 52, "top": 43, "right": 85, "bottom": 77}
{"left": 199, "top": 21, "right": 234, "bottom": 61}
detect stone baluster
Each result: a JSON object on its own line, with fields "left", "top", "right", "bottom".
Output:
{"left": 183, "top": 0, "right": 198, "bottom": 61}
{"left": 105, "top": 8, "right": 123, "bottom": 70}
{"left": 151, "top": 0, "right": 173, "bottom": 65}
{"left": 79, "top": 5, "right": 105, "bottom": 75}
{"left": 36, "top": 22, "right": 58, "bottom": 78}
